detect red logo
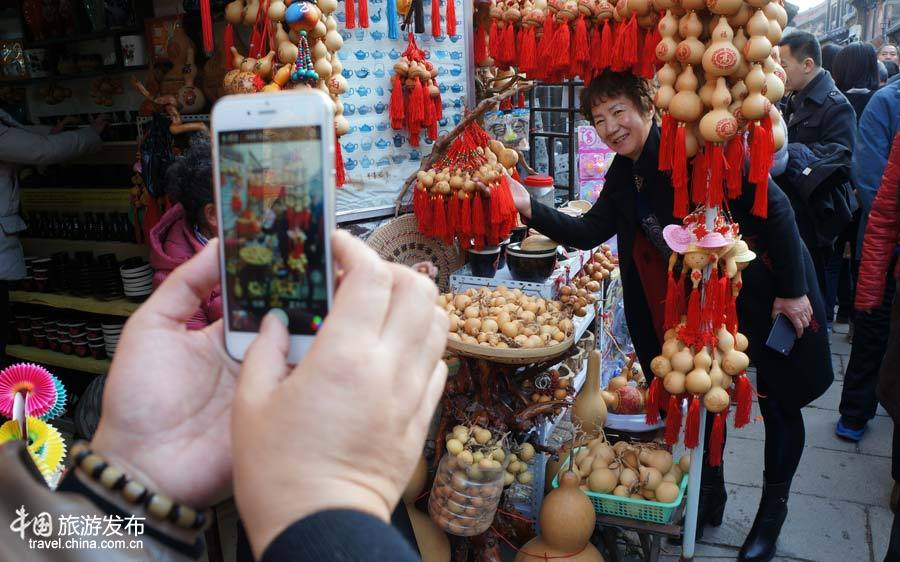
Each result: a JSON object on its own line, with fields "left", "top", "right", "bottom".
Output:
{"left": 657, "top": 43, "right": 670, "bottom": 58}
{"left": 676, "top": 43, "right": 691, "bottom": 61}
{"left": 716, "top": 118, "right": 737, "bottom": 138}
{"left": 712, "top": 48, "right": 737, "bottom": 70}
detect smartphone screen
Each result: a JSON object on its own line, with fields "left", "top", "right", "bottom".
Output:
{"left": 218, "top": 126, "right": 328, "bottom": 336}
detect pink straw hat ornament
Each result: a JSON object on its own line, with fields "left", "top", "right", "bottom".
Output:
{"left": 0, "top": 363, "right": 57, "bottom": 418}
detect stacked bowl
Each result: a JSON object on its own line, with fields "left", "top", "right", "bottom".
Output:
{"left": 102, "top": 321, "right": 124, "bottom": 357}
{"left": 119, "top": 258, "right": 154, "bottom": 302}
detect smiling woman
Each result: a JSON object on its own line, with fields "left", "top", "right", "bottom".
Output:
{"left": 507, "top": 69, "right": 834, "bottom": 562}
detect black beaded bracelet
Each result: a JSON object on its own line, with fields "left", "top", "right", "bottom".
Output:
{"left": 70, "top": 441, "right": 211, "bottom": 531}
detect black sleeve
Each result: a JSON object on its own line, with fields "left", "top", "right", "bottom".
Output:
{"left": 734, "top": 179, "right": 809, "bottom": 298}
{"left": 820, "top": 101, "right": 858, "bottom": 152}
{"left": 527, "top": 190, "right": 618, "bottom": 250}
{"left": 261, "top": 510, "right": 422, "bottom": 562}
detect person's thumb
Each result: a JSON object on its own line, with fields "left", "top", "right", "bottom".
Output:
{"left": 236, "top": 313, "right": 291, "bottom": 408}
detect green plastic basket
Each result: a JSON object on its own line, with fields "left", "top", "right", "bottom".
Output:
{"left": 551, "top": 450, "right": 689, "bottom": 524}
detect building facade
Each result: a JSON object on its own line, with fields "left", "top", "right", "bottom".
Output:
{"left": 794, "top": 0, "right": 900, "bottom": 46}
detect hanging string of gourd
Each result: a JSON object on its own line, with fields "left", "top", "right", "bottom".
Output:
{"left": 390, "top": 33, "right": 444, "bottom": 148}
{"left": 221, "top": 0, "right": 351, "bottom": 185}
{"left": 412, "top": 124, "right": 519, "bottom": 248}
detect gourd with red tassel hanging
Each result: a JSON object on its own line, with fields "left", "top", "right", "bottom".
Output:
{"left": 388, "top": 34, "right": 438, "bottom": 147}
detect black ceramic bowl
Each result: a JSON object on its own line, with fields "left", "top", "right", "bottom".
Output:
{"left": 467, "top": 246, "right": 501, "bottom": 278}
{"left": 509, "top": 226, "right": 528, "bottom": 245}
{"left": 506, "top": 243, "right": 557, "bottom": 282}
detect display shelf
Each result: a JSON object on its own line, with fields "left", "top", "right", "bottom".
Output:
{"left": 0, "top": 65, "right": 149, "bottom": 86}
{"left": 20, "top": 238, "right": 147, "bottom": 260}
{"left": 6, "top": 346, "right": 109, "bottom": 375}
{"left": 10, "top": 291, "right": 139, "bottom": 316}
{"left": 24, "top": 26, "right": 144, "bottom": 49}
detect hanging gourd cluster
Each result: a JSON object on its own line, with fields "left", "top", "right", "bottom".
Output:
{"left": 390, "top": 34, "right": 444, "bottom": 147}
{"left": 643, "top": 211, "right": 755, "bottom": 465}
{"left": 412, "top": 124, "right": 519, "bottom": 249}
{"left": 653, "top": 0, "right": 787, "bottom": 218}
{"left": 222, "top": 0, "right": 350, "bottom": 184}
{"left": 474, "top": 0, "right": 663, "bottom": 83}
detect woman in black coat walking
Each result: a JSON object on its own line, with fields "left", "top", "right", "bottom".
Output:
{"left": 508, "top": 71, "right": 833, "bottom": 562}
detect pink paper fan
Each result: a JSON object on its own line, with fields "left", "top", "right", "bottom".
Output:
{"left": 663, "top": 225, "right": 692, "bottom": 254}
{"left": 0, "top": 363, "right": 56, "bottom": 418}
{"left": 697, "top": 232, "right": 730, "bottom": 249}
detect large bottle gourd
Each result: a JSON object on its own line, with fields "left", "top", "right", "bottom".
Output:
{"left": 572, "top": 350, "right": 607, "bottom": 438}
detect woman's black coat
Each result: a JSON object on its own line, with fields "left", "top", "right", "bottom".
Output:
{"left": 528, "top": 125, "right": 833, "bottom": 409}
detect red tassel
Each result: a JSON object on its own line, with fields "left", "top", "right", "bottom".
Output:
{"left": 346, "top": 0, "right": 356, "bottom": 29}
{"left": 676, "top": 271, "right": 686, "bottom": 322}
{"left": 410, "top": 80, "right": 426, "bottom": 126}
{"left": 709, "top": 143, "right": 726, "bottom": 207}
{"left": 733, "top": 373, "right": 753, "bottom": 428}
{"left": 638, "top": 26, "right": 660, "bottom": 79}
{"left": 685, "top": 285, "right": 701, "bottom": 341}
{"left": 752, "top": 175, "right": 768, "bottom": 218}
{"left": 224, "top": 24, "right": 235, "bottom": 69}
{"left": 574, "top": 16, "right": 590, "bottom": 66}
{"left": 659, "top": 113, "right": 674, "bottom": 170}
{"left": 433, "top": 196, "right": 450, "bottom": 243}
{"left": 664, "top": 394, "right": 683, "bottom": 445}
{"left": 519, "top": 26, "right": 536, "bottom": 73}
{"left": 359, "top": 0, "right": 369, "bottom": 27}
{"left": 725, "top": 134, "right": 745, "bottom": 199}
{"left": 599, "top": 21, "right": 614, "bottom": 70}
{"left": 672, "top": 125, "right": 689, "bottom": 217}
{"left": 417, "top": 190, "right": 433, "bottom": 236}
{"left": 200, "top": 0, "right": 214, "bottom": 56}
{"left": 708, "top": 411, "right": 727, "bottom": 466}
{"left": 335, "top": 137, "right": 346, "bottom": 187}
{"left": 448, "top": 192, "right": 460, "bottom": 234}
{"left": 691, "top": 148, "right": 708, "bottom": 205}
{"left": 473, "top": 192, "right": 486, "bottom": 237}
{"left": 518, "top": 92, "right": 526, "bottom": 109}
{"left": 685, "top": 396, "right": 701, "bottom": 449}
{"left": 725, "top": 283, "right": 738, "bottom": 335}
{"left": 704, "top": 263, "right": 720, "bottom": 328}
{"left": 501, "top": 22, "right": 517, "bottom": 67}
{"left": 460, "top": 195, "right": 472, "bottom": 237}
{"left": 446, "top": 0, "right": 457, "bottom": 36}
{"left": 537, "top": 16, "right": 556, "bottom": 78}
{"left": 749, "top": 116, "right": 773, "bottom": 218}
{"left": 390, "top": 76, "right": 405, "bottom": 130}
{"left": 432, "top": 0, "right": 441, "bottom": 37}
{"left": 553, "top": 20, "right": 571, "bottom": 71}
{"left": 489, "top": 20, "right": 501, "bottom": 64}
{"left": 664, "top": 269, "right": 681, "bottom": 329}
{"left": 475, "top": 22, "right": 489, "bottom": 65}
{"left": 432, "top": 88, "right": 443, "bottom": 121}
{"left": 645, "top": 377, "right": 661, "bottom": 425}
{"left": 717, "top": 273, "right": 730, "bottom": 332}
{"left": 624, "top": 16, "right": 640, "bottom": 70}
{"left": 590, "top": 26, "right": 603, "bottom": 72}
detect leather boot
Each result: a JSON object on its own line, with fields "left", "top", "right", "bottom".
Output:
{"left": 738, "top": 478, "right": 790, "bottom": 562}
{"left": 669, "top": 466, "right": 727, "bottom": 545}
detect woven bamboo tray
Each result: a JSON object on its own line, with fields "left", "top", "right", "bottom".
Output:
{"left": 445, "top": 334, "right": 575, "bottom": 364}
{"left": 366, "top": 214, "right": 464, "bottom": 292}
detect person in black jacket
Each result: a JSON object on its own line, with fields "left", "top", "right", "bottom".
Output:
{"left": 507, "top": 71, "right": 833, "bottom": 562}
{"left": 2, "top": 232, "right": 447, "bottom": 562}
{"left": 776, "top": 32, "right": 858, "bottom": 330}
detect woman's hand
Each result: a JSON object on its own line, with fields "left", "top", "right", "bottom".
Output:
{"left": 90, "top": 241, "right": 240, "bottom": 508}
{"left": 506, "top": 173, "right": 532, "bottom": 220}
{"left": 772, "top": 295, "right": 813, "bottom": 337}
{"left": 232, "top": 231, "right": 449, "bottom": 560}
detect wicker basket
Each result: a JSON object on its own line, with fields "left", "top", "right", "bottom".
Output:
{"left": 366, "top": 214, "right": 464, "bottom": 292}
{"left": 445, "top": 335, "right": 574, "bottom": 365}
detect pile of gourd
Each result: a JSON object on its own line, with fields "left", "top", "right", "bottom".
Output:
{"left": 416, "top": 139, "right": 520, "bottom": 200}
{"left": 566, "top": 438, "right": 688, "bottom": 503}
{"left": 440, "top": 287, "right": 574, "bottom": 349}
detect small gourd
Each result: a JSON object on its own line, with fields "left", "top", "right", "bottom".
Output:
{"left": 702, "top": 17, "right": 741, "bottom": 76}
{"left": 707, "top": 0, "right": 743, "bottom": 16}
{"left": 743, "top": 9, "right": 773, "bottom": 62}
{"left": 572, "top": 351, "right": 608, "bottom": 438}
{"left": 676, "top": 11, "right": 705, "bottom": 65}
{"left": 699, "top": 77, "right": 738, "bottom": 143}
{"left": 655, "top": 10, "right": 679, "bottom": 62}
{"left": 669, "top": 65, "right": 703, "bottom": 123}
{"left": 741, "top": 63, "right": 771, "bottom": 121}
{"left": 762, "top": 56, "right": 785, "bottom": 103}
{"left": 726, "top": 2, "right": 752, "bottom": 27}
{"left": 654, "top": 62, "right": 679, "bottom": 109}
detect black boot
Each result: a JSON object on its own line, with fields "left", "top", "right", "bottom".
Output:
{"left": 885, "top": 511, "right": 900, "bottom": 562}
{"left": 738, "top": 478, "right": 790, "bottom": 562}
{"left": 669, "top": 466, "right": 727, "bottom": 545}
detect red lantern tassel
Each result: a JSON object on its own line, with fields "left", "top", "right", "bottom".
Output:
{"left": 725, "top": 286, "right": 738, "bottom": 335}
{"left": 432, "top": 197, "right": 449, "bottom": 243}
{"left": 645, "top": 377, "right": 662, "bottom": 425}
{"left": 638, "top": 26, "right": 660, "bottom": 79}
{"left": 446, "top": 0, "right": 456, "bottom": 36}
{"left": 733, "top": 373, "right": 753, "bottom": 428}
{"left": 224, "top": 24, "right": 235, "bottom": 69}
{"left": 685, "top": 285, "right": 701, "bottom": 341}
{"left": 676, "top": 271, "right": 686, "bottom": 322}
{"left": 672, "top": 125, "right": 689, "bottom": 217}
{"left": 518, "top": 92, "right": 526, "bottom": 109}
{"left": 664, "top": 394, "right": 683, "bottom": 445}
{"left": 749, "top": 117, "right": 773, "bottom": 218}
{"left": 659, "top": 112, "right": 674, "bottom": 170}
{"left": 472, "top": 191, "right": 486, "bottom": 248}
{"left": 409, "top": 79, "right": 426, "bottom": 126}
{"left": 359, "top": 0, "right": 369, "bottom": 28}
{"left": 704, "top": 263, "right": 720, "bottom": 328}
{"left": 501, "top": 22, "right": 517, "bottom": 68}
{"left": 590, "top": 26, "right": 603, "bottom": 72}
{"left": 665, "top": 268, "right": 680, "bottom": 329}
{"left": 553, "top": 20, "right": 570, "bottom": 72}
{"left": 390, "top": 76, "right": 405, "bottom": 130}
{"left": 346, "top": 0, "right": 356, "bottom": 29}
{"left": 200, "top": 0, "right": 214, "bottom": 56}
{"left": 475, "top": 22, "right": 489, "bottom": 65}
{"left": 691, "top": 148, "right": 708, "bottom": 205}
{"left": 626, "top": 16, "right": 641, "bottom": 71}
{"left": 599, "top": 21, "right": 614, "bottom": 70}
{"left": 537, "top": 16, "right": 556, "bottom": 77}
{"left": 460, "top": 195, "right": 472, "bottom": 237}
{"left": 708, "top": 411, "right": 727, "bottom": 467}
{"left": 432, "top": 0, "right": 441, "bottom": 37}
{"left": 519, "top": 27, "right": 536, "bottom": 74}
{"left": 413, "top": 189, "right": 430, "bottom": 234}
{"left": 489, "top": 20, "right": 501, "bottom": 63}
{"left": 335, "top": 137, "right": 346, "bottom": 188}
{"left": 709, "top": 142, "right": 726, "bottom": 207}
{"left": 574, "top": 16, "right": 590, "bottom": 67}
{"left": 684, "top": 396, "right": 701, "bottom": 449}
{"left": 752, "top": 175, "right": 768, "bottom": 218}
{"left": 448, "top": 192, "right": 460, "bottom": 235}
{"left": 725, "top": 134, "right": 745, "bottom": 199}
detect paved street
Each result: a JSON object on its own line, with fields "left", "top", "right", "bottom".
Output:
{"left": 658, "top": 325, "right": 895, "bottom": 562}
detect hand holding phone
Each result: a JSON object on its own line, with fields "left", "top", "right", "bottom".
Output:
{"left": 212, "top": 90, "right": 336, "bottom": 363}
{"left": 766, "top": 313, "right": 798, "bottom": 356}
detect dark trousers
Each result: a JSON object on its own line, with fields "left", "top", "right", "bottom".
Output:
{"left": 810, "top": 246, "right": 833, "bottom": 322}
{"left": 0, "top": 281, "right": 8, "bottom": 359}
{"left": 824, "top": 249, "right": 842, "bottom": 323}
{"left": 840, "top": 270, "right": 896, "bottom": 424}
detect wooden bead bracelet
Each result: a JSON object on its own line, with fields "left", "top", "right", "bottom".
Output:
{"left": 70, "top": 441, "right": 211, "bottom": 531}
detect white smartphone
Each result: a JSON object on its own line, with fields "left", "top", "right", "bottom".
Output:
{"left": 211, "top": 90, "right": 336, "bottom": 363}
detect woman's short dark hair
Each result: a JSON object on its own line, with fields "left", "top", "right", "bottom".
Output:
{"left": 832, "top": 42, "right": 880, "bottom": 91}
{"left": 580, "top": 70, "right": 654, "bottom": 122}
{"left": 165, "top": 133, "right": 214, "bottom": 228}
{"left": 821, "top": 43, "right": 842, "bottom": 72}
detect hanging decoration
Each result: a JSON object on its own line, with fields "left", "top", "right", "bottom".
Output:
{"left": 389, "top": 33, "right": 443, "bottom": 148}
{"left": 412, "top": 123, "right": 519, "bottom": 249}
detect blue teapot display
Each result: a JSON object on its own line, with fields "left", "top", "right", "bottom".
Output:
{"left": 439, "top": 83, "right": 448, "bottom": 93}
{"left": 343, "top": 142, "right": 359, "bottom": 153}
{"left": 373, "top": 65, "right": 386, "bottom": 77}
{"left": 451, "top": 83, "right": 463, "bottom": 93}
{"left": 371, "top": 8, "right": 383, "bottom": 22}
{"left": 355, "top": 30, "right": 366, "bottom": 41}
{"left": 342, "top": 69, "right": 353, "bottom": 79}
{"left": 453, "top": 114, "right": 462, "bottom": 124}
{"left": 360, "top": 156, "right": 374, "bottom": 168}
{"left": 374, "top": 101, "right": 387, "bottom": 114}
{"left": 389, "top": 49, "right": 401, "bottom": 60}
{"left": 450, "top": 35, "right": 461, "bottom": 43}
{"left": 357, "top": 105, "right": 372, "bottom": 115}
{"left": 340, "top": 30, "right": 352, "bottom": 40}
{"left": 450, "top": 51, "right": 462, "bottom": 60}
{"left": 393, "top": 134, "right": 404, "bottom": 147}
{"left": 345, "top": 158, "right": 358, "bottom": 170}
{"left": 450, "top": 65, "right": 462, "bottom": 76}
{"left": 347, "top": 125, "right": 359, "bottom": 135}
{"left": 359, "top": 124, "right": 374, "bottom": 132}
{"left": 371, "top": 30, "right": 385, "bottom": 40}
{"left": 452, "top": 99, "right": 462, "bottom": 108}
{"left": 439, "top": 118, "right": 448, "bottom": 127}
{"left": 391, "top": 154, "right": 406, "bottom": 164}
{"left": 354, "top": 50, "right": 368, "bottom": 60}
{"left": 434, "top": 35, "right": 446, "bottom": 43}
{"left": 376, "top": 86, "right": 385, "bottom": 96}
{"left": 344, "top": 103, "right": 357, "bottom": 115}
{"left": 376, "top": 122, "right": 389, "bottom": 131}
{"left": 354, "top": 68, "right": 370, "bottom": 78}
{"left": 377, "top": 157, "right": 390, "bottom": 167}
{"left": 438, "top": 67, "right": 447, "bottom": 76}
{"left": 435, "top": 50, "right": 448, "bottom": 59}
{"left": 375, "top": 138, "right": 390, "bottom": 149}
{"left": 372, "top": 51, "right": 385, "bottom": 60}
{"left": 409, "top": 150, "right": 421, "bottom": 161}
{"left": 360, "top": 137, "right": 373, "bottom": 150}
{"left": 356, "top": 86, "right": 372, "bottom": 97}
